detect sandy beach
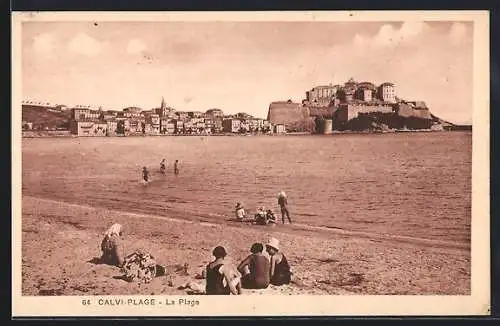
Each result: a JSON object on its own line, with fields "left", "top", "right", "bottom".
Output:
{"left": 22, "top": 196, "right": 470, "bottom": 296}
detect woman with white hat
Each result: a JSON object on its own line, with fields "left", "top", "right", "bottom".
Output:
{"left": 265, "top": 237, "right": 292, "bottom": 286}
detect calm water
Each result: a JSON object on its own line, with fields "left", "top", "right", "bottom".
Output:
{"left": 22, "top": 132, "right": 472, "bottom": 243}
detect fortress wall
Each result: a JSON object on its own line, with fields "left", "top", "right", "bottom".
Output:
{"left": 348, "top": 105, "right": 394, "bottom": 120}
{"left": 397, "top": 103, "right": 432, "bottom": 119}
{"left": 267, "top": 103, "right": 310, "bottom": 125}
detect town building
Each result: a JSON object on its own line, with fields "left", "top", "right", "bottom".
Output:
{"left": 106, "top": 120, "right": 118, "bottom": 136}
{"left": 274, "top": 124, "right": 286, "bottom": 134}
{"left": 146, "top": 113, "right": 160, "bottom": 134}
{"left": 176, "top": 111, "right": 189, "bottom": 121}
{"left": 355, "top": 88, "right": 373, "bottom": 102}
{"left": 69, "top": 120, "right": 108, "bottom": 137}
{"left": 306, "top": 84, "right": 338, "bottom": 105}
{"left": 188, "top": 111, "right": 204, "bottom": 118}
{"left": 222, "top": 118, "right": 242, "bottom": 133}
{"left": 175, "top": 120, "right": 184, "bottom": 134}
{"left": 123, "top": 107, "right": 144, "bottom": 118}
{"left": 205, "top": 108, "right": 224, "bottom": 119}
{"left": 378, "top": 82, "right": 396, "bottom": 103}
{"left": 160, "top": 118, "right": 176, "bottom": 134}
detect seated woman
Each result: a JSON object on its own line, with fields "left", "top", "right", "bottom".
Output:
{"left": 100, "top": 223, "right": 125, "bottom": 267}
{"left": 266, "top": 237, "right": 292, "bottom": 286}
{"left": 254, "top": 207, "right": 267, "bottom": 225}
{"left": 266, "top": 209, "right": 277, "bottom": 225}
{"left": 237, "top": 243, "right": 270, "bottom": 289}
{"left": 235, "top": 202, "right": 246, "bottom": 221}
{"left": 205, "top": 246, "right": 242, "bottom": 295}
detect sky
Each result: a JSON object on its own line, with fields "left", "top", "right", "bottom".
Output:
{"left": 22, "top": 20, "right": 473, "bottom": 123}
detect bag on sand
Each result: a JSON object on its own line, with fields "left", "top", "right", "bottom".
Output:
{"left": 121, "top": 249, "right": 163, "bottom": 283}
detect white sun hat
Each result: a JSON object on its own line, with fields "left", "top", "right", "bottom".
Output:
{"left": 277, "top": 190, "right": 287, "bottom": 198}
{"left": 266, "top": 237, "right": 280, "bottom": 251}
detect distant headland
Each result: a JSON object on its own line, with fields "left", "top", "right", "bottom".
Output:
{"left": 267, "top": 78, "right": 471, "bottom": 134}
{"left": 21, "top": 79, "right": 470, "bottom": 137}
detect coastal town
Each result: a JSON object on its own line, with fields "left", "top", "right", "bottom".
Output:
{"left": 22, "top": 98, "right": 284, "bottom": 137}
{"left": 21, "top": 78, "right": 465, "bottom": 137}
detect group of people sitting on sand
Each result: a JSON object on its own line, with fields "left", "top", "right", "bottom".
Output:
{"left": 204, "top": 238, "right": 292, "bottom": 295}
{"left": 235, "top": 190, "right": 292, "bottom": 225}
{"left": 142, "top": 158, "right": 180, "bottom": 183}
{"left": 99, "top": 223, "right": 292, "bottom": 294}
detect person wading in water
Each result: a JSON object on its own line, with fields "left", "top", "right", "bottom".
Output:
{"left": 142, "top": 166, "right": 150, "bottom": 183}
{"left": 277, "top": 191, "right": 292, "bottom": 224}
{"left": 160, "top": 159, "right": 166, "bottom": 174}
{"left": 174, "top": 160, "right": 180, "bottom": 175}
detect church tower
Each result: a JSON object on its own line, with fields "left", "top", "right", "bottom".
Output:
{"left": 160, "top": 96, "right": 166, "bottom": 110}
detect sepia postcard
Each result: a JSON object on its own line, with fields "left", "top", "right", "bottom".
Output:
{"left": 12, "top": 10, "right": 490, "bottom": 317}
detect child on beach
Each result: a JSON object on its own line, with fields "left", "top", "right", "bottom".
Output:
{"left": 266, "top": 237, "right": 292, "bottom": 286}
{"left": 205, "top": 246, "right": 242, "bottom": 295}
{"left": 237, "top": 243, "right": 270, "bottom": 289}
{"left": 100, "top": 223, "right": 125, "bottom": 267}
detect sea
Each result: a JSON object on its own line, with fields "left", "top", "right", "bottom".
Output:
{"left": 21, "top": 132, "right": 472, "bottom": 244}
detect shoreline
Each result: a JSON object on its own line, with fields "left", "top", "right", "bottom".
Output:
{"left": 21, "top": 195, "right": 470, "bottom": 296}
{"left": 21, "top": 129, "right": 470, "bottom": 138}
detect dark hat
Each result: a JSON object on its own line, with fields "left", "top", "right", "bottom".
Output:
{"left": 235, "top": 202, "right": 242, "bottom": 208}
{"left": 212, "top": 246, "right": 227, "bottom": 258}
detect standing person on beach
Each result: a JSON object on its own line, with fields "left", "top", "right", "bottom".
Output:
{"left": 277, "top": 191, "right": 292, "bottom": 224}
{"left": 160, "top": 158, "right": 166, "bottom": 174}
{"left": 266, "top": 237, "right": 292, "bottom": 286}
{"left": 237, "top": 243, "right": 270, "bottom": 289}
{"left": 174, "top": 160, "right": 180, "bottom": 175}
{"left": 142, "top": 166, "right": 150, "bottom": 183}
{"left": 100, "top": 223, "right": 125, "bottom": 267}
{"left": 205, "top": 246, "right": 242, "bottom": 295}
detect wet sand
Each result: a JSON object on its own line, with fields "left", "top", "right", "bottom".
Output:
{"left": 21, "top": 196, "right": 470, "bottom": 296}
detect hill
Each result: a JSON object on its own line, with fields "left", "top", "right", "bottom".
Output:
{"left": 22, "top": 105, "right": 72, "bottom": 130}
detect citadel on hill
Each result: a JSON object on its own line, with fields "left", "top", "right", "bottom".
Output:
{"left": 267, "top": 78, "right": 451, "bottom": 133}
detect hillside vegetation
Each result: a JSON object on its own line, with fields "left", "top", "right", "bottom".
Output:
{"left": 22, "top": 106, "right": 71, "bottom": 130}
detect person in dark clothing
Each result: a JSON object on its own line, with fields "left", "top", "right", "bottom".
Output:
{"left": 266, "top": 209, "right": 277, "bottom": 225}
{"left": 277, "top": 191, "right": 292, "bottom": 224}
{"left": 174, "top": 160, "right": 179, "bottom": 175}
{"left": 142, "top": 166, "right": 150, "bottom": 182}
{"left": 266, "top": 237, "right": 292, "bottom": 286}
{"left": 160, "top": 159, "right": 166, "bottom": 174}
{"left": 254, "top": 207, "right": 267, "bottom": 225}
{"left": 100, "top": 223, "right": 125, "bottom": 267}
{"left": 205, "top": 246, "right": 242, "bottom": 295}
{"left": 237, "top": 243, "right": 270, "bottom": 289}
